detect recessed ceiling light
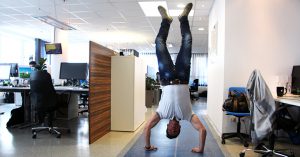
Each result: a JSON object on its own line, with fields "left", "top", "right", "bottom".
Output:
{"left": 198, "top": 27, "right": 205, "bottom": 31}
{"left": 139, "top": 1, "right": 168, "bottom": 17}
{"left": 167, "top": 43, "right": 173, "bottom": 47}
{"left": 201, "top": 4, "right": 205, "bottom": 8}
{"left": 177, "top": 4, "right": 185, "bottom": 8}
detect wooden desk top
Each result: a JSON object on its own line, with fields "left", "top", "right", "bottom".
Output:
{"left": 0, "top": 86, "right": 88, "bottom": 93}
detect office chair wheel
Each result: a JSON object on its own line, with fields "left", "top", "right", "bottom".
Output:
{"left": 56, "top": 134, "right": 61, "bottom": 138}
{"left": 32, "top": 131, "right": 37, "bottom": 139}
{"left": 221, "top": 139, "right": 225, "bottom": 144}
{"left": 239, "top": 152, "right": 245, "bottom": 157}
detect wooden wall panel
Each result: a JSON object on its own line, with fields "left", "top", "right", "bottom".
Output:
{"left": 89, "top": 41, "right": 115, "bottom": 144}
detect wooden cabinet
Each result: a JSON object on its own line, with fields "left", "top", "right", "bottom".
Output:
{"left": 111, "top": 56, "right": 146, "bottom": 131}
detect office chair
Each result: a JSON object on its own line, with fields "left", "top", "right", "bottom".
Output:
{"left": 78, "top": 93, "right": 88, "bottom": 115}
{"left": 190, "top": 79, "right": 199, "bottom": 100}
{"left": 222, "top": 87, "right": 250, "bottom": 147}
{"left": 30, "top": 71, "right": 70, "bottom": 138}
{"left": 240, "top": 70, "right": 294, "bottom": 157}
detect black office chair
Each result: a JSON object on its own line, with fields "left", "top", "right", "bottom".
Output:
{"left": 78, "top": 93, "right": 88, "bottom": 115}
{"left": 240, "top": 70, "right": 294, "bottom": 157}
{"left": 30, "top": 71, "right": 70, "bottom": 138}
{"left": 190, "top": 79, "right": 199, "bottom": 100}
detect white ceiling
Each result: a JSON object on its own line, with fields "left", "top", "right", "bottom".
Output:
{"left": 0, "top": 0, "right": 214, "bottom": 54}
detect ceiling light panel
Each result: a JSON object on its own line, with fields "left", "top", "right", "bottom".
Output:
{"left": 139, "top": 1, "right": 168, "bottom": 17}
{"left": 33, "top": 15, "right": 76, "bottom": 30}
{"left": 169, "top": 10, "right": 194, "bottom": 16}
{"left": 177, "top": 4, "right": 185, "bottom": 8}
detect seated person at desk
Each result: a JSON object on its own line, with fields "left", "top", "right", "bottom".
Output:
{"left": 29, "top": 61, "right": 37, "bottom": 68}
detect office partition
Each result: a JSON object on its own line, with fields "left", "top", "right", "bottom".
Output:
{"left": 88, "top": 41, "right": 114, "bottom": 144}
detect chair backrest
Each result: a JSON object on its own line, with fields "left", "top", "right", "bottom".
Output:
{"left": 30, "top": 71, "right": 56, "bottom": 111}
{"left": 190, "top": 79, "right": 199, "bottom": 91}
{"left": 228, "top": 87, "right": 246, "bottom": 97}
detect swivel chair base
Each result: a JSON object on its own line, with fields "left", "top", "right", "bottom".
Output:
{"left": 222, "top": 132, "right": 249, "bottom": 147}
{"left": 240, "top": 143, "right": 295, "bottom": 157}
{"left": 221, "top": 115, "right": 250, "bottom": 147}
{"left": 78, "top": 109, "right": 88, "bottom": 115}
{"left": 32, "top": 125, "right": 70, "bottom": 138}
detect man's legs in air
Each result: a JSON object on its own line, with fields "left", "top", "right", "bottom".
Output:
{"left": 175, "top": 4, "right": 193, "bottom": 83}
{"left": 155, "top": 6, "right": 175, "bottom": 85}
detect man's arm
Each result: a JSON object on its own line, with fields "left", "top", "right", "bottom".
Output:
{"left": 190, "top": 114, "right": 206, "bottom": 153}
{"left": 144, "top": 112, "right": 160, "bottom": 151}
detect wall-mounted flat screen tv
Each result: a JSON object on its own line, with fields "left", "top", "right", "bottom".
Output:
{"left": 45, "top": 43, "right": 62, "bottom": 54}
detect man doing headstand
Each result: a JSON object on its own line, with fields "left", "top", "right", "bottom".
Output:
{"left": 144, "top": 3, "right": 207, "bottom": 153}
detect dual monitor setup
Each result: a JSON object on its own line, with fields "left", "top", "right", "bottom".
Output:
{"left": 0, "top": 62, "right": 88, "bottom": 87}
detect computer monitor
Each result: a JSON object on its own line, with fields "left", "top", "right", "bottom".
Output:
{"left": 0, "top": 64, "right": 11, "bottom": 80}
{"left": 10, "top": 63, "right": 18, "bottom": 77}
{"left": 291, "top": 65, "right": 300, "bottom": 94}
{"left": 19, "top": 66, "right": 34, "bottom": 79}
{"left": 59, "top": 62, "right": 88, "bottom": 80}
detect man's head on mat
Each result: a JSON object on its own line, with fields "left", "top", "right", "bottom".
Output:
{"left": 166, "top": 117, "right": 181, "bottom": 139}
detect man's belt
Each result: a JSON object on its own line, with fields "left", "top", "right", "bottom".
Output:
{"left": 160, "top": 79, "right": 188, "bottom": 86}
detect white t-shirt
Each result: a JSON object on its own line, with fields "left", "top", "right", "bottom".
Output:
{"left": 156, "top": 84, "right": 193, "bottom": 121}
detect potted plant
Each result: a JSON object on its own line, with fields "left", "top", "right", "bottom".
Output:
{"left": 34, "top": 58, "right": 47, "bottom": 71}
{"left": 145, "top": 76, "right": 156, "bottom": 108}
{"left": 30, "top": 58, "right": 49, "bottom": 82}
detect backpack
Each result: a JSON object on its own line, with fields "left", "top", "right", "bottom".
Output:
{"left": 6, "top": 106, "right": 24, "bottom": 127}
{"left": 223, "top": 90, "right": 249, "bottom": 113}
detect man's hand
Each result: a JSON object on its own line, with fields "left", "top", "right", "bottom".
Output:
{"left": 191, "top": 147, "right": 204, "bottom": 153}
{"left": 144, "top": 113, "right": 160, "bottom": 152}
{"left": 144, "top": 145, "right": 158, "bottom": 151}
{"left": 190, "top": 114, "right": 206, "bottom": 153}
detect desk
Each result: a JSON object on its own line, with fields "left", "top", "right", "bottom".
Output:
{"left": 55, "top": 86, "right": 89, "bottom": 94}
{"left": 275, "top": 94, "right": 300, "bottom": 107}
{"left": 275, "top": 94, "right": 300, "bottom": 130}
{"left": 0, "top": 86, "right": 88, "bottom": 123}
{"left": 0, "top": 86, "right": 31, "bottom": 123}
{"left": 54, "top": 86, "right": 88, "bottom": 119}
{"left": 0, "top": 86, "right": 88, "bottom": 93}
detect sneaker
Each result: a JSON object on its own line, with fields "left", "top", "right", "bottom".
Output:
{"left": 179, "top": 3, "right": 193, "bottom": 20}
{"left": 158, "top": 6, "right": 173, "bottom": 23}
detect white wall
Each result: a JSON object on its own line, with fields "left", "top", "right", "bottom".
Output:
{"left": 207, "top": 0, "right": 300, "bottom": 135}
{"left": 207, "top": 0, "right": 226, "bottom": 136}
{"left": 50, "top": 29, "right": 69, "bottom": 84}
{"left": 225, "top": 0, "right": 300, "bottom": 91}
{"left": 223, "top": 0, "right": 300, "bottom": 133}
{"left": 49, "top": 29, "right": 89, "bottom": 84}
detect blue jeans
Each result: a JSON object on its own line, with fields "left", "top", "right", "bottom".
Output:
{"left": 155, "top": 16, "right": 192, "bottom": 85}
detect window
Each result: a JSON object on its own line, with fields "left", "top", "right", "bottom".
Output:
{"left": 0, "top": 32, "right": 35, "bottom": 65}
